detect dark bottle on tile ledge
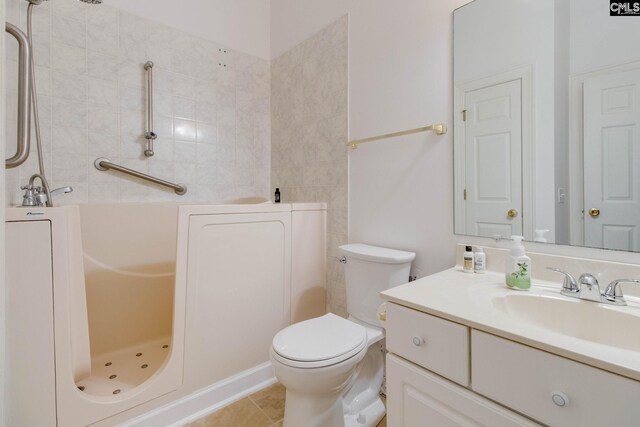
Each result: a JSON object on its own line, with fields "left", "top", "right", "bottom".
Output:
{"left": 275, "top": 188, "right": 281, "bottom": 203}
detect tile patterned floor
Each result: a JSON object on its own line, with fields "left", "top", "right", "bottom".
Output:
{"left": 187, "top": 382, "right": 387, "bottom": 427}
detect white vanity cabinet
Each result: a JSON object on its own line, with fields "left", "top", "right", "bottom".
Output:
{"left": 386, "top": 303, "right": 536, "bottom": 426}
{"left": 387, "top": 354, "right": 536, "bottom": 427}
{"left": 385, "top": 302, "right": 640, "bottom": 426}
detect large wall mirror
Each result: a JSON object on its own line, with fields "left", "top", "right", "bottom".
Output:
{"left": 453, "top": 0, "right": 640, "bottom": 252}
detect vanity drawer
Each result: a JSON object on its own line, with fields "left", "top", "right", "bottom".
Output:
{"left": 387, "top": 303, "right": 469, "bottom": 386}
{"left": 472, "top": 330, "right": 640, "bottom": 427}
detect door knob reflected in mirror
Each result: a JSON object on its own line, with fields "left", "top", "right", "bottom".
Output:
{"left": 589, "top": 208, "right": 601, "bottom": 218}
{"left": 507, "top": 209, "right": 518, "bottom": 219}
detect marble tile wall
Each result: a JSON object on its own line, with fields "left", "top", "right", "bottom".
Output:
{"left": 271, "top": 16, "right": 349, "bottom": 316}
{"left": 4, "top": 0, "right": 270, "bottom": 205}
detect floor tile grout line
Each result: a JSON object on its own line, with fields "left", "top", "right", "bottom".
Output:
{"left": 247, "top": 394, "right": 278, "bottom": 425}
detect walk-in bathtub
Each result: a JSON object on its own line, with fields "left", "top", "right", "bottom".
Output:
{"left": 5, "top": 201, "right": 326, "bottom": 426}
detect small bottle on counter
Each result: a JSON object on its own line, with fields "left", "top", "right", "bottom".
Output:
{"left": 474, "top": 247, "right": 486, "bottom": 274}
{"left": 463, "top": 245, "right": 474, "bottom": 273}
{"left": 274, "top": 188, "right": 281, "bottom": 203}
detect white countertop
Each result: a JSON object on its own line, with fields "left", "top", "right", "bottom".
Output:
{"left": 381, "top": 268, "right": 640, "bottom": 382}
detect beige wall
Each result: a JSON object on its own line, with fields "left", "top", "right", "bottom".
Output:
{"left": 4, "top": 0, "right": 270, "bottom": 206}
{"left": 272, "top": 0, "right": 640, "bottom": 269}
{"left": 108, "top": 0, "right": 271, "bottom": 60}
{"left": 271, "top": 17, "right": 348, "bottom": 315}
{"left": 271, "top": 1, "right": 470, "bottom": 281}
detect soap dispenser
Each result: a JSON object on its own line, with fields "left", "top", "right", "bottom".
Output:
{"left": 505, "top": 236, "right": 531, "bottom": 290}
{"left": 533, "top": 229, "right": 550, "bottom": 243}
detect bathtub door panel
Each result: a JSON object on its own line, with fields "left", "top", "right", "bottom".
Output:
{"left": 291, "top": 208, "right": 327, "bottom": 323}
{"left": 185, "top": 212, "right": 291, "bottom": 389}
{"left": 6, "top": 220, "right": 57, "bottom": 426}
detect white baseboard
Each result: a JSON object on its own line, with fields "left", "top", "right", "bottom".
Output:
{"left": 120, "top": 362, "right": 276, "bottom": 427}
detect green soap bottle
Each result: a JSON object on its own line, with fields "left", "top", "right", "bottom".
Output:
{"left": 505, "top": 236, "right": 531, "bottom": 290}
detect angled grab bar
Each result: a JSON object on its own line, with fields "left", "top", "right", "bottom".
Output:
{"left": 94, "top": 158, "right": 187, "bottom": 195}
{"left": 5, "top": 22, "right": 32, "bottom": 169}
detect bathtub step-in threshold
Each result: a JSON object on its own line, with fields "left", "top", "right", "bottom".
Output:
{"left": 77, "top": 337, "right": 171, "bottom": 396}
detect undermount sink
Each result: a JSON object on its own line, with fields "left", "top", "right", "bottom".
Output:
{"left": 470, "top": 285, "right": 640, "bottom": 352}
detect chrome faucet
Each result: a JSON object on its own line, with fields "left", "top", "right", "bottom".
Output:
{"left": 21, "top": 173, "right": 51, "bottom": 207}
{"left": 548, "top": 267, "right": 639, "bottom": 306}
{"left": 576, "top": 273, "right": 603, "bottom": 303}
{"left": 20, "top": 174, "right": 73, "bottom": 207}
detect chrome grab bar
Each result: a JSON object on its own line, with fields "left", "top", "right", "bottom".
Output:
{"left": 143, "top": 61, "right": 157, "bottom": 157}
{"left": 5, "top": 22, "right": 31, "bottom": 169}
{"left": 94, "top": 158, "right": 187, "bottom": 195}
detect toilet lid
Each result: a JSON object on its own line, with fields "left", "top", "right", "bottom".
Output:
{"left": 272, "top": 313, "right": 367, "bottom": 363}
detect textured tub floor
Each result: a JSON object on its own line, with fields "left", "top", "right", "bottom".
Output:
{"left": 187, "top": 383, "right": 387, "bottom": 427}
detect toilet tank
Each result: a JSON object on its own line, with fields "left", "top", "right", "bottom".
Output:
{"left": 339, "top": 244, "right": 415, "bottom": 326}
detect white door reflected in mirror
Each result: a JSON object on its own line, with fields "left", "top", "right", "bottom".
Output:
{"left": 583, "top": 68, "right": 640, "bottom": 251}
{"left": 461, "top": 79, "right": 523, "bottom": 239}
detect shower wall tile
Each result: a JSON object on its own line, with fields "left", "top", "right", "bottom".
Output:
{"left": 32, "top": 38, "right": 51, "bottom": 68}
{"left": 5, "top": 0, "right": 270, "bottom": 205}
{"left": 51, "top": 43, "right": 86, "bottom": 75}
{"left": 271, "top": 16, "right": 349, "bottom": 317}
{"left": 52, "top": 126, "right": 87, "bottom": 153}
{"left": 88, "top": 78, "right": 118, "bottom": 107}
{"left": 51, "top": 14, "right": 85, "bottom": 48}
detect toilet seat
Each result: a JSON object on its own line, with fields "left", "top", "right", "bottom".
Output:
{"left": 272, "top": 313, "right": 367, "bottom": 369}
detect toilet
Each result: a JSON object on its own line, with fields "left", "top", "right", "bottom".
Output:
{"left": 270, "top": 243, "right": 416, "bottom": 427}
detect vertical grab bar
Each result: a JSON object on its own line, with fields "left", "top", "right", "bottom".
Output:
{"left": 143, "top": 61, "right": 157, "bottom": 157}
{"left": 5, "top": 22, "right": 31, "bottom": 169}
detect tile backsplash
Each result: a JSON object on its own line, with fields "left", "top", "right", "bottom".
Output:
{"left": 4, "top": 0, "right": 270, "bottom": 205}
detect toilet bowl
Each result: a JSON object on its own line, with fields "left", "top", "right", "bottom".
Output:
{"left": 270, "top": 243, "right": 415, "bottom": 427}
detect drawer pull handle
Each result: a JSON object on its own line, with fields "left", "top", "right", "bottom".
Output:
{"left": 551, "top": 391, "right": 569, "bottom": 407}
{"left": 412, "top": 336, "right": 425, "bottom": 347}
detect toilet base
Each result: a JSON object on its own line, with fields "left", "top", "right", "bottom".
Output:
{"left": 282, "top": 391, "right": 384, "bottom": 427}
{"left": 283, "top": 388, "right": 346, "bottom": 427}
{"left": 343, "top": 339, "right": 386, "bottom": 427}
{"left": 281, "top": 339, "right": 386, "bottom": 427}
{"left": 344, "top": 396, "right": 385, "bottom": 427}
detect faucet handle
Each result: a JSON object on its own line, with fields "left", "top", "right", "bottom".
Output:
{"left": 603, "top": 279, "right": 640, "bottom": 306}
{"left": 547, "top": 268, "right": 579, "bottom": 295}
{"left": 21, "top": 185, "right": 37, "bottom": 207}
